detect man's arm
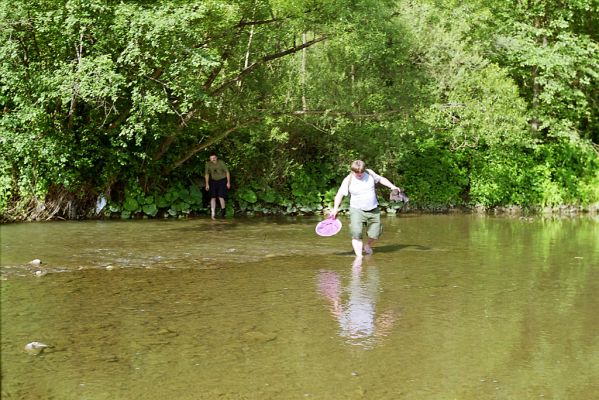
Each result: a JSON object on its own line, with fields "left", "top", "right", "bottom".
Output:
{"left": 378, "top": 176, "right": 399, "bottom": 191}
{"left": 331, "top": 189, "right": 346, "bottom": 218}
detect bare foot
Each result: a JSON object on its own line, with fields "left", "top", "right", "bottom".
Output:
{"left": 364, "top": 244, "right": 373, "bottom": 255}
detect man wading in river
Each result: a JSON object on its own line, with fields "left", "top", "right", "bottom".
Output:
{"left": 204, "top": 153, "right": 231, "bottom": 219}
{"left": 330, "top": 160, "right": 401, "bottom": 258}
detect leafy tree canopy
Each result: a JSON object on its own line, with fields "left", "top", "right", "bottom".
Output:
{"left": 1, "top": 0, "right": 597, "bottom": 221}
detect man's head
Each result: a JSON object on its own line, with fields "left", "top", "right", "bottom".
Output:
{"left": 350, "top": 160, "right": 366, "bottom": 177}
{"left": 209, "top": 153, "right": 218, "bottom": 163}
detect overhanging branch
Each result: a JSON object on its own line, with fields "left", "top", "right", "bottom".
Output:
{"left": 158, "top": 34, "right": 329, "bottom": 163}
{"left": 166, "top": 107, "right": 405, "bottom": 171}
{"left": 284, "top": 108, "right": 406, "bottom": 120}
{"left": 235, "top": 18, "right": 281, "bottom": 28}
{"left": 164, "top": 118, "right": 262, "bottom": 175}
{"left": 210, "top": 35, "right": 328, "bottom": 97}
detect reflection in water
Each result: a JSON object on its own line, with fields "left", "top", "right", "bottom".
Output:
{"left": 318, "top": 257, "right": 398, "bottom": 349}
{"left": 1, "top": 215, "right": 598, "bottom": 399}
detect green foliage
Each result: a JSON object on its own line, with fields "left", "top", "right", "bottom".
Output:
{"left": 469, "top": 150, "right": 533, "bottom": 206}
{"left": 0, "top": 0, "right": 597, "bottom": 221}
{"left": 392, "top": 0, "right": 598, "bottom": 209}
{"left": 236, "top": 188, "right": 258, "bottom": 203}
{"left": 104, "top": 182, "right": 203, "bottom": 219}
{"left": 399, "top": 141, "right": 468, "bottom": 206}
{"left": 478, "top": 0, "right": 599, "bottom": 142}
{"left": 0, "top": 155, "right": 12, "bottom": 215}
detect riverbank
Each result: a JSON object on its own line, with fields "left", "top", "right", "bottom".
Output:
{"left": 2, "top": 201, "right": 598, "bottom": 224}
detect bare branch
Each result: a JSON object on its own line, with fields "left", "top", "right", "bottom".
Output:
{"left": 67, "top": 32, "right": 85, "bottom": 130}
{"left": 157, "top": 35, "right": 328, "bottom": 164}
{"left": 153, "top": 135, "right": 177, "bottom": 161}
{"left": 164, "top": 119, "right": 261, "bottom": 174}
{"left": 285, "top": 108, "right": 406, "bottom": 119}
{"left": 235, "top": 18, "right": 281, "bottom": 28}
{"left": 210, "top": 35, "right": 328, "bottom": 97}
{"left": 166, "top": 107, "right": 405, "bottom": 171}
{"left": 107, "top": 68, "right": 163, "bottom": 130}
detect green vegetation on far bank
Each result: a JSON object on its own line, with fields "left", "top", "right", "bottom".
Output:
{"left": 1, "top": 0, "right": 597, "bottom": 222}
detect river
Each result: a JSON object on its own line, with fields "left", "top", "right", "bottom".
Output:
{"left": 1, "top": 214, "right": 598, "bottom": 399}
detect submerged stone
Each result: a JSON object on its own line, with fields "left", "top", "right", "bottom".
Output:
{"left": 24, "top": 341, "right": 49, "bottom": 355}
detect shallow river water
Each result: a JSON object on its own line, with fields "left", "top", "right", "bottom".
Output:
{"left": 1, "top": 214, "right": 598, "bottom": 399}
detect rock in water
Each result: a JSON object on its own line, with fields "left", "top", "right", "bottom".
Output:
{"left": 24, "top": 341, "right": 49, "bottom": 355}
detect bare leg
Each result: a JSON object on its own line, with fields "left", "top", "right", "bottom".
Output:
{"left": 219, "top": 197, "right": 226, "bottom": 216}
{"left": 210, "top": 198, "right": 216, "bottom": 219}
{"left": 351, "top": 239, "right": 364, "bottom": 257}
{"left": 364, "top": 238, "right": 376, "bottom": 255}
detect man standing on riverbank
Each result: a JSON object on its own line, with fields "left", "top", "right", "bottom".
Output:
{"left": 205, "top": 153, "right": 230, "bottom": 219}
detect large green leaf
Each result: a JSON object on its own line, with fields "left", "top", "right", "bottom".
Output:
{"left": 189, "top": 185, "right": 203, "bottom": 205}
{"left": 237, "top": 188, "right": 258, "bottom": 204}
{"left": 143, "top": 203, "right": 158, "bottom": 217}
{"left": 123, "top": 197, "right": 139, "bottom": 212}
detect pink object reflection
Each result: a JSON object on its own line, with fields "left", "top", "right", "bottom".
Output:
{"left": 318, "top": 270, "right": 341, "bottom": 299}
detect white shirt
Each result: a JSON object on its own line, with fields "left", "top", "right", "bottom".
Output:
{"left": 338, "top": 169, "right": 381, "bottom": 211}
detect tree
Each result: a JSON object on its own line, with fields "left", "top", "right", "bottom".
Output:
{"left": 2, "top": 0, "right": 401, "bottom": 219}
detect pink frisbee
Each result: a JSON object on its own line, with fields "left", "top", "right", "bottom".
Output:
{"left": 315, "top": 217, "right": 342, "bottom": 237}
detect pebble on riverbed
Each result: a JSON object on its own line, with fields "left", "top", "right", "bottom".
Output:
{"left": 24, "top": 341, "right": 50, "bottom": 356}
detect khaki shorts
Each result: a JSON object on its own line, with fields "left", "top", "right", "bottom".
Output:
{"left": 349, "top": 207, "right": 381, "bottom": 240}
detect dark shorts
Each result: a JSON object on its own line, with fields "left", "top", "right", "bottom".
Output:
{"left": 209, "top": 178, "right": 228, "bottom": 199}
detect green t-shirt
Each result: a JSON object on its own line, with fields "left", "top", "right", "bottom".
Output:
{"left": 205, "top": 160, "right": 229, "bottom": 181}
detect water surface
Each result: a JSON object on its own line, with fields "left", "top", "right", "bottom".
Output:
{"left": 1, "top": 215, "right": 598, "bottom": 399}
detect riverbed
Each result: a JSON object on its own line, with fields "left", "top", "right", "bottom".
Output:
{"left": 1, "top": 214, "right": 598, "bottom": 399}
